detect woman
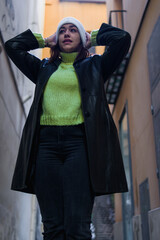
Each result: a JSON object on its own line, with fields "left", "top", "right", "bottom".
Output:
{"left": 5, "top": 17, "right": 131, "bottom": 240}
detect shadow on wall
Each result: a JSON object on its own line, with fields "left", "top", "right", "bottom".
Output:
{"left": 1, "top": 0, "right": 15, "bottom": 32}
{"left": 0, "top": 204, "right": 16, "bottom": 239}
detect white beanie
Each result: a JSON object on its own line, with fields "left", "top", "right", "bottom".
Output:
{"left": 56, "top": 17, "right": 86, "bottom": 47}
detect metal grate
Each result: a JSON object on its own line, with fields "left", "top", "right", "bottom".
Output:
{"left": 106, "top": 53, "right": 130, "bottom": 104}
{"left": 106, "top": 10, "right": 129, "bottom": 105}
{"left": 109, "top": 10, "right": 127, "bottom": 29}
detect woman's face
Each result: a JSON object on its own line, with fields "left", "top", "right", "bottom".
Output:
{"left": 58, "top": 23, "right": 82, "bottom": 53}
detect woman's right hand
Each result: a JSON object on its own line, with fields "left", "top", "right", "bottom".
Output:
{"left": 44, "top": 32, "right": 56, "bottom": 48}
{"left": 85, "top": 32, "right": 91, "bottom": 49}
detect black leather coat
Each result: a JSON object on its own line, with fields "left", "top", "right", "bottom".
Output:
{"left": 5, "top": 23, "right": 131, "bottom": 195}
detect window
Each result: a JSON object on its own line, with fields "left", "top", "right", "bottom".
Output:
{"left": 119, "top": 104, "right": 134, "bottom": 240}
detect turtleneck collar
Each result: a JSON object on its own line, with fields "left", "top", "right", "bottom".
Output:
{"left": 60, "top": 52, "right": 78, "bottom": 63}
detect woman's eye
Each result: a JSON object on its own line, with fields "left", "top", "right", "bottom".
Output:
{"left": 59, "top": 30, "right": 65, "bottom": 34}
{"left": 71, "top": 28, "right": 76, "bottom": 32}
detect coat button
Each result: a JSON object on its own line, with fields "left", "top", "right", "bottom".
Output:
{"left": 84, "top": 111, "right": 90, "bottom": 117}
{"left": 82, "top": 87, "right": 86, "bottom": 92}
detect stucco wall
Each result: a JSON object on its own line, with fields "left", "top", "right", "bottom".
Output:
{"left": 0, "top": 0, "right": 45, "bottom": 239}
{"left": 1, "top": 0, "right": 45, "bottom": 114}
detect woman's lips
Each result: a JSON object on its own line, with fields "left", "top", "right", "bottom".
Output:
{"left": 63, "top": 39, "right": 72, "bottom": 43}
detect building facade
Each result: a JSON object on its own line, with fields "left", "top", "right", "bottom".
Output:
{"left": 0, "top": 1, "right": 45, "bottom": 239}
{"left": 105, "top": 0, "right": 160, "bottom": 239}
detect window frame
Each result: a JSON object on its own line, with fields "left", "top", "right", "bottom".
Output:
{"left": 119, "top": 101, "right": 134, "bottom": 240}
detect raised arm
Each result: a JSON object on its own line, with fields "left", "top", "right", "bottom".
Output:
{"left": 5, "top": 29, "right": 43, "bottom": 84}
{"left": 91, "top": 23, "right": 131, "bottom": 81}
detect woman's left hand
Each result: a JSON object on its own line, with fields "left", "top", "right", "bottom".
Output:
{"left": 85, "top": 32, "right": 91, "bottom": 49}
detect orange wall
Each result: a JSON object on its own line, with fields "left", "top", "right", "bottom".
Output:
{"left": 112, "top": 0, "right": 160, "bottom": 221}
{"left": 43, "top": 0, "right": 107, "bottom": 58}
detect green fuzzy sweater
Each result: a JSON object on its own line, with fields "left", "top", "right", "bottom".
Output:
{"left": 34, "top": 30, "right": 98, "bottom": 126}
{"left": 40, "top": 52, "right": 84, "bottom": 126}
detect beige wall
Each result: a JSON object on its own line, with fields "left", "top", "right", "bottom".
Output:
{"left": 106, "top": 0, "right": 150, "bottom": 48}
{"left": 43, "top": 0, "right": 107, "bottom": 58}
{"left": 2, "top": 0, "right": 45, "bottom": 114}
{"left": 0, "top": 1, "right": 45, "bottom": 239}
{"left": 123, "top": 0, "right": 148, "bottom": 43}
{"left": 112, "top": 0, "right": 160, "bottom": 222}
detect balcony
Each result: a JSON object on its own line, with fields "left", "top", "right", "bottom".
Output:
{"left": 106, "top": 10, "right": 130, "bottom": 104}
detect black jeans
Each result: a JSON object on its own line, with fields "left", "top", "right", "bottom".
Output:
{"left": 34, "top": 124, "right": 94, "bottom": 240}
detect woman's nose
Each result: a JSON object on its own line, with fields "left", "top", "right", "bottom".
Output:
{"left": 64, "top": 29, "right": 70, "bottom": 37}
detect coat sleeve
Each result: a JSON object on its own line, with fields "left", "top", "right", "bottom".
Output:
{"left": 95, "top": 23, "right": 131, "bottom": 82}
{"left": 5, "top": 29, "right": 42, "bottom": 84}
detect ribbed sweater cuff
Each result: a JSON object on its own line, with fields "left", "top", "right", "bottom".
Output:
{"left": 91, "top": 30, "right": 99, "bottom": 46}
{"left": 33, "top": 33, "right": 45, "bottom": 48}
